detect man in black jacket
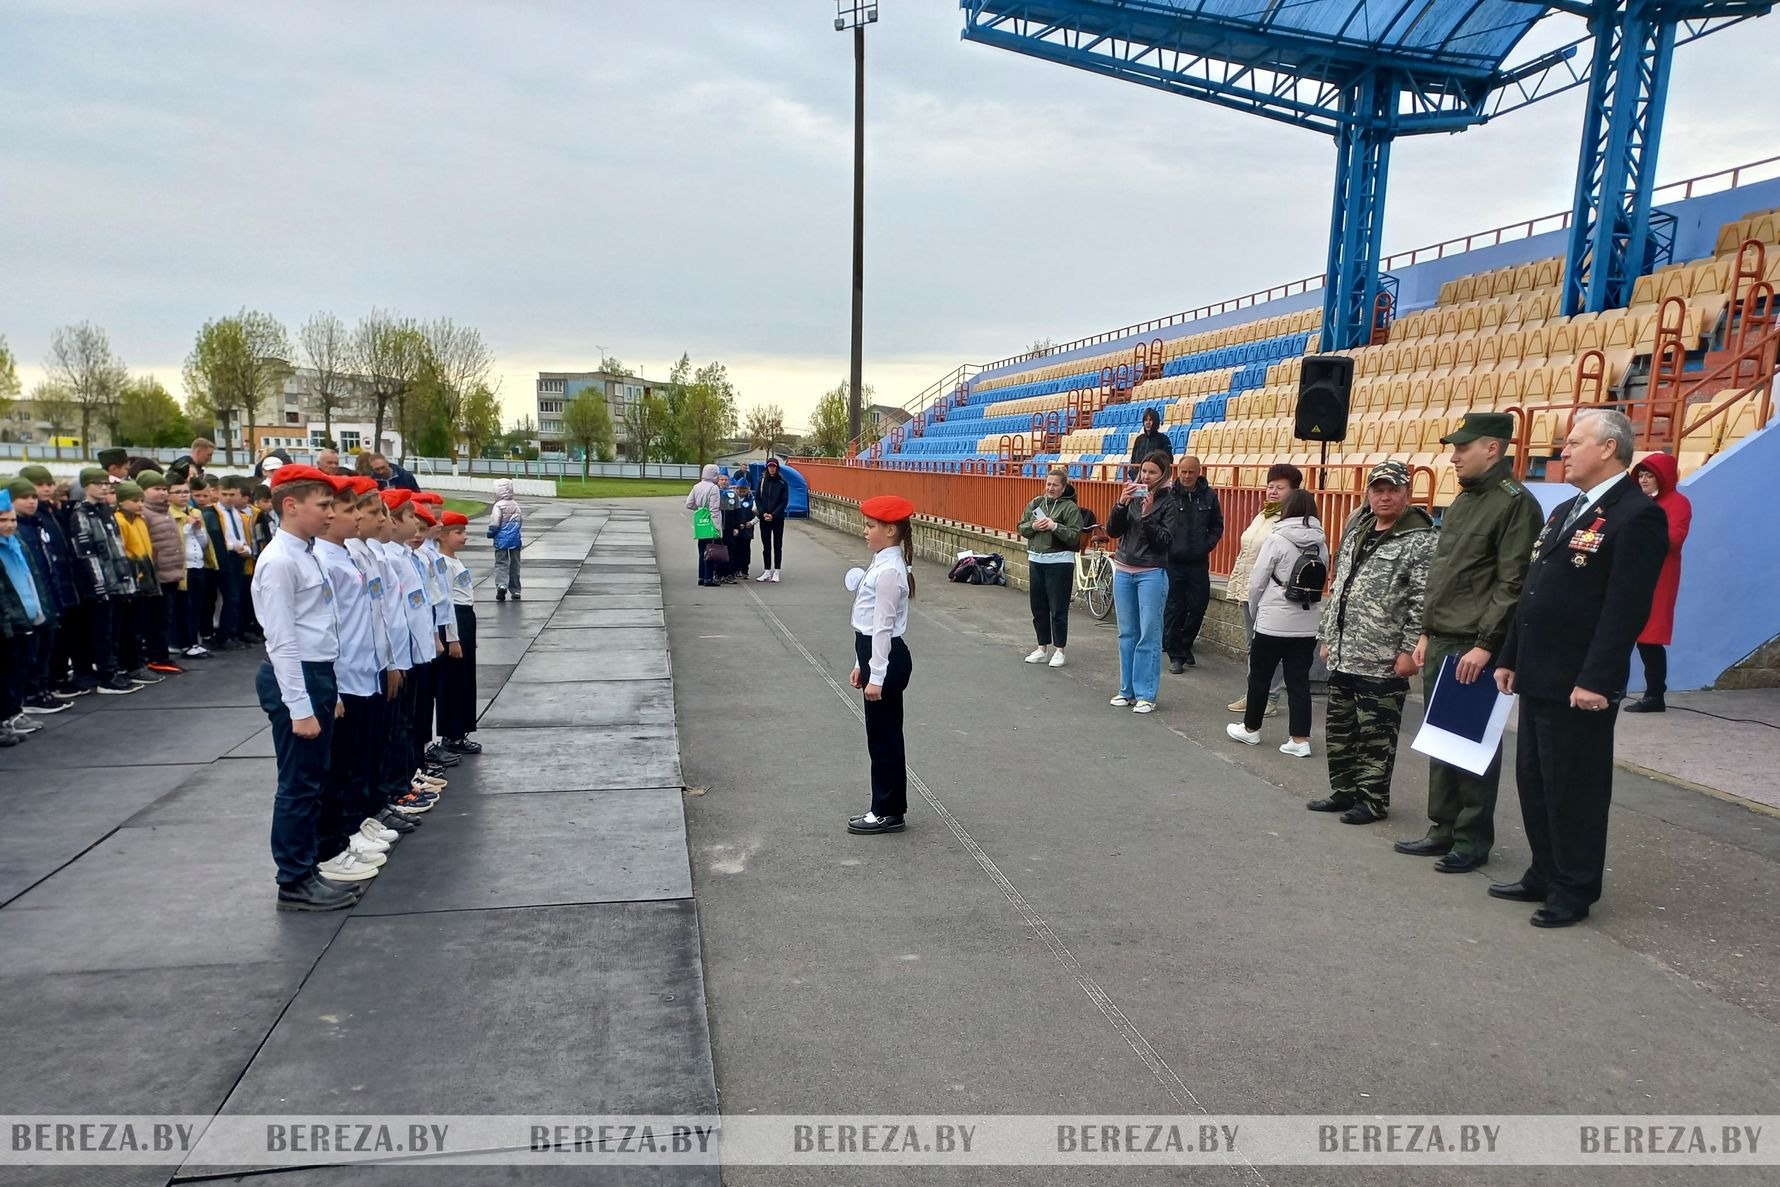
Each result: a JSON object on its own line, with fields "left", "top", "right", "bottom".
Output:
{"left": 1164, "top": 456, "right": 1223, "bottom": 672}
{"left": 1127, "top": 408, "right": 1172, "bottom": 473}
{"left": 755, "top": 458, "right": 790, "bottom": 582}
{"left": 1492, "top": 410, "right": 1667, "bottom": 929}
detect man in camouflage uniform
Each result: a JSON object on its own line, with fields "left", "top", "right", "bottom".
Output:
{"left": 1309, "top": 460, "right": 1438, "bottom": 824}
{"left": 1394, "top": 412, "right": 1544, "bottom": 872}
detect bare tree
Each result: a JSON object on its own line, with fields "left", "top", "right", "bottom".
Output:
{"left": 183, "top": 311, "right": 293, "bottom": 465}
{"left": 743, "top": 402, "right": 785, "bottom": 453}
{"left": 300, "top": 311, "right": 353, "bottom": 447}
{"left": 421, "top": 318, "right": 493, "bottom": 462}
{"left": 620, "top": 392, "right": 669, "bottom": 476}
{"left": 48, "top": 321, "right": 127, "bottom": 452}
{"left": 348, "top": 310, "right": 424, "bottom": 459}
{"left": 30, "top": 379, "right": 80, "bottom": 458}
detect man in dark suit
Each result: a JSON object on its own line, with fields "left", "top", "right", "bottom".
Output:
{"left": 1492, "top": 410, "right": 1668, "bottom": 928}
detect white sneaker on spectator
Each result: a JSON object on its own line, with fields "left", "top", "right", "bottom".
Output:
{"left": 7, "top": 715, "right": 42, "bottom": 734}
{"left": 770, "top": 570, "right": 780, "bottom": 582}
{"left": 1279, "top": 739, "right": 1312, "bottom": 758}
{"left": 360, "top": 818, "right": 399, "bottom": 844}
{"left": 344, "top": 837, "right": 388, "bottom": 864}
{"left": 1226, "top": 723, "right": 1262, "bottom": 746}
{"left": 183, "top": 645, "right": 210, "bottom": 658}
{"left": 1110, "top": 695, "right": 1132, "bottom": 707}
{"left": 349, "top": 830, "right": 390, "bottom": 854}
{"left": 1133, "top": 700, "right": 1156, "bottom": 714}
{"left": 1048, "top": 649, "right": 1067, "bottom": 668}
{"left": 318, "top": 852, "right": 380, "bottom": 881}
{"left": 1024, "top": 647, "right": 1049, "bottom": 664}
{"left": 756, "top": 571, "right": 771, "bottom": 582}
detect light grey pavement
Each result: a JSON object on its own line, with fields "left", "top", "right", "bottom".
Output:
{"left": 1611, "top": 688, "right": 1780, "bottom": 811}
{"left": 656, "top": 499, "right": 1780, "bottom": 1187}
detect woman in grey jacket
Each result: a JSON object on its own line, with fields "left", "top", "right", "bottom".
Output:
{"left": 1229, "top": 488, "right": 1327, "bottom": 755}
{"left": 1016, "top": 468, "right": 1084, "bottom": 667}
{"left": 1105, "top": 451, "right": 1179, "bottom": 713}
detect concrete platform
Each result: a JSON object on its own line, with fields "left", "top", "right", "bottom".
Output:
{"left": 0, "top": 501, "right": 717, "bottom": 1186}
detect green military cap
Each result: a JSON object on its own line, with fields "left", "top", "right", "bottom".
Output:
{"left": 6, "top": 478, "right": 36, "bottom": 500}
{"left": 18, "top": 464, "right": 53, "bottom": 484}
{"left": 136, "top": 470, "right": 167, "bottom": 490}
{"left": 114, "top": 480, "right": 144, "bottom": 501}
{"left": 78, "top": 466, "right": 109, "bottom": 488}
{"left": 1440, "top": 412, "right": 1515, "bottom": 445}
{"left": 96, "top": 447, "right": 129, "bottom": 467}
{"left": 1367, "top": 458, "right": 1412, "bottom": 487}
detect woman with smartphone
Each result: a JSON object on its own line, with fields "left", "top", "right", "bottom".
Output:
{"left": 1105, "top": 451, "right": 1180, "bottom": 714}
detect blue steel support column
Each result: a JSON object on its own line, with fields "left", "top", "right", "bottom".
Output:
{"left": 1320, "top": 73, "right": 1397, "bottom": 351}
{"left": 1561, "top": 0, "right": 1677, "bottom": 315}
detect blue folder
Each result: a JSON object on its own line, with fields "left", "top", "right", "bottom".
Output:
{"left": 1424, "top": 655, "right": 1500, "bottom": 743}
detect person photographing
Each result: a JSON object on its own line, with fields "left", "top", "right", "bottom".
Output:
{"left": 1105, "top": 451, "right": 1179, "bottom": 714}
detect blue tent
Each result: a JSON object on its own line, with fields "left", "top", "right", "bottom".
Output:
{"left": 735, "top": 458, "right": 809, "bottom": 517}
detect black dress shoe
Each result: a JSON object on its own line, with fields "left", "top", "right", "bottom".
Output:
{"left": 1434, "top": 850, "right": 1487, "bottom": 873}
{"left": 1339, "top": 803, "right": 1387, "bottom": 825}
{"left": 1181, "top": 649, "right": 1196, "bottom": 667}
{"left": 1530, "top": 904, "right": 1589, "bottom": 928}
{"left": 847, "top": 813, "right": 906, "bottom": 834}
{"left": 1393, "top": 836, "right": 1452, "bottom": 857}
{"left": 1168, "top": 659, "right": 1186, "bottom": 674}
{"left": 1487, "top": 879, "right": 1545, "bottom": 902}
{"left": 276, "top": 874, "right": 359, "bottom": 912}
{"left": 376, "top": 808, "right": 419, "bottom": 834}
{"left": 1622, "top": 696, "right": 1665, "bottom": 713}
{"left": 1307, "top": 795, "right": 1356, "bottom": 813}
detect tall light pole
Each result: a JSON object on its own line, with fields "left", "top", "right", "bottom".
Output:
{"left": 836, "top": 1, "right": 878, "bottom": 449}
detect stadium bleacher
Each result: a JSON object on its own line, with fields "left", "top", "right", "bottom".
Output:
{"left": 866, "top": 206, "right": 1780, "bottom": 504}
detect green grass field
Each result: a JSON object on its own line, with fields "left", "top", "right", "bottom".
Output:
{"left": 442, "top": 497, "right": 488, "bottom": 519}
{"left": 555, "top": 477, "right": 693, "bottom": 499}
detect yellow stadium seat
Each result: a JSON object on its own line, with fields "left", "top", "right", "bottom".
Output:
{"left": 1511, "top": 262, "right": 1540, "bottom": 293}
{"left": 1479, "top": 300, "right": 1506, "bottom": 332}
{"left": 1534, "top": 257, "right": 1564, "bottom": 289}
{"left": 1490, "top": 268, "right": 1518, "bottom": 299}
{"left": 1453, "top": 275, "right": 1478, "bottom": 303}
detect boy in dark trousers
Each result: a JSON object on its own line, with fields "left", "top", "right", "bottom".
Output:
{"left": 67, "top": 467, "right": 138, "bottom": 694}
{"left": 9, "top": 475, "right": 72, "bottom": 714}
{"left": 252, "top": 465, "right": 363, "bottom": 911}
{"left": 435, "top": 511, "right": 480, "bottom": 755}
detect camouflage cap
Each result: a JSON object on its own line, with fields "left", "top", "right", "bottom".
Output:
{"left": 1367, "top": 459, "right": 1411, "bottom": 488}
{"left": 1441, "top": 411, "right": 1515, "bottom": 445}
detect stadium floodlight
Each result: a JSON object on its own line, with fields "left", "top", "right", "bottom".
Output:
{"left": 835, "top": 1, "right": 878, "bottom": 446}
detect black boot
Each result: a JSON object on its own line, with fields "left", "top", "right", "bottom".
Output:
{"left": 1622, "top": 695, "right": 1665, "bottom": 713}
{"left": 277, "top": 874, "right": 360, "bottom": 912}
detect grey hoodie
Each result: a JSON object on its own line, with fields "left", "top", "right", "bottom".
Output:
{"left": 1246, "top": 516, "right": 1328, "bottom": 638}
{"left": 686, "top": 465, "right": 722, "bottom": 524}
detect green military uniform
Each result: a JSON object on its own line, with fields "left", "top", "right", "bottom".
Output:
{"left": 1416, "top": 417, "right": 1544, "bottom": 858}
{"left": 1316, "top": 460, "right": 1438, "bottom": 820}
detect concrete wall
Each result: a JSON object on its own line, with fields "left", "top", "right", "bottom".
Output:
{"left": 809, "top": 492, "right": 1249, "bottom": 660}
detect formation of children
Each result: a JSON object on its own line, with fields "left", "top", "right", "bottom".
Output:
{"left": 0, "top": 459, "right": 505, "bottom": 913}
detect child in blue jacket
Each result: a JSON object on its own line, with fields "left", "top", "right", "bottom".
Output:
{"left": 488, "top": 479, "right": 523, "bottom": 601}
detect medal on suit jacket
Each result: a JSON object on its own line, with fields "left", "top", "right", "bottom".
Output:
{"left": 1568, "top": 515, "right": 1607, "bottom": 563}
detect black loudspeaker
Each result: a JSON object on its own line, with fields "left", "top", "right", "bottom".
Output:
{"left": 1294, "top": 354, "right": 1353, "bottom": 442}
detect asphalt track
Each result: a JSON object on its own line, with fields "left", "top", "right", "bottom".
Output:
{"left": 663, "top": 499, "right": 1780, "bottom": 1187}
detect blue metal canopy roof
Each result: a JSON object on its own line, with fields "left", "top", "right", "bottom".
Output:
{"left": 1166, "top": 1, "right": 1556, "bottom": 75}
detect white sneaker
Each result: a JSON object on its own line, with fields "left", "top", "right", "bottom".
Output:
{"left": 770, "top": 570, "right": 780, "bottom": 582}
{"left": 756, "top": 571, "right": 771, "bottom": 582}
{"left": 7, "top": 715, "right": 42, "bottom": 734}
{"left": 346, "top": 836, "right": 389, "bottom": 862}
{"left": 318, "top": 852, "right": 380, "bottom": 881}
{"left": 1133, "top": 700, "right": 1156, "bottom": 714}
{"left": 1226, "top": 723, "right": 1261, "bottom": 746}
{"left": 360, "top": 818, "right": 399, "bottom": 843}
{"left": 1048, "top": 649, "right": 1067, "bottom": 668}
{"left": 1110, "top": 695, "right": 1132, "bottom": 707}
{"left": 1279, "top": 739, "right": 1312, "bottom": 758}
{"left": 183, "top": 645, "right": 210, "bottom": 658}
{"left": 1025, "top": 647, "right": 1049, "bottom": 664}
{"left": 349, "top": 829, "right": 391, "bottom": 853}
{"left": 413, "top": 771, "right": 448, "bottom": 787}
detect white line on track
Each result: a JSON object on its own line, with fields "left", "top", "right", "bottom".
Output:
{"left": 745, "top": 585, "right": 1268, "bottom": 1187}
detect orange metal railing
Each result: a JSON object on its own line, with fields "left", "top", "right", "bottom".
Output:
{"left": 791, "top": 460, "right": 1435, "bottom": 580}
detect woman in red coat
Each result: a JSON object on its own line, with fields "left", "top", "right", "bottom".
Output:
{"left": 1625, "top": 452, "right": 1691, "bottom": 712}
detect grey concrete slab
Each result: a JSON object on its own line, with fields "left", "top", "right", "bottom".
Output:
{"left": 482, "top": 679, "right": 676, "bottom": 727}
{"left": 544, "top": 606, "right": 667, "bottom": 629}
{"left": 0, "top": 820, "right": 345, "bottom": 975}
{"left": 512, "top": 557, "right": 584, "bottom": 568}
{"left": 358, "top": 788, "right": 691, "bottom": 913}
{"left": 125, "top": 757, "right": 276, "bottom": 827}
{"left": 81, "top": 662, "right": 259, "bottom": 710}
{"left": 192, "top": 1165, "right": 718, "bottom": 1186}
{"left": 510, "top": 647, "right": 670, "bottom": 683}
{"left": 213, "top": 901, "right": 717, "bottom": 1117}
{"left": 452, "top": 726, "right": 680, "bottom": 790}
{"left": 527, "top": 626, "right": 667, "bottom": 653}
{"left": 225, "top": 725, "right": 274, "bottom": 758}
{"left": 556, "top": 592, "right": 664, "bottom": 610}
{"left": 0, "top": 706, "right": 266, "bottom": 770}
{"left": 570, "top": 572, "right": 661, "bottom": 588}
{"left": 580, "top": 556, "right": 659, "bottom": 570}
{"left": 0, "top": 765, "right": 205, "bottom": 905}
{"left": 471, "top": 634, "right": 534, "bottom": 667}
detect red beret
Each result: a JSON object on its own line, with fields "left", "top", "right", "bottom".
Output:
{"left": 412, "top": 491, "right": 444, "bottom": 505}
{"left": 412, "top": 503, "right": 437, "bottom": 526}
{"left": 344, "top": 476, "right": 379, "bottom": 497}
{"left": 441, "top": 511, "right": 469, "bottom": 527}
{"left": 380, "top": 488, "right": 414, "bottom": 510}
{"left": 860, "top": 494, "right": 914, "bottom": 523}
{"left": 268, "top": 464, "right": 337, "bottom": 490}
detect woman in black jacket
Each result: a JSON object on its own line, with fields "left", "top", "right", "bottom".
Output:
{"left": 1105, "top": 450, "right": 1179, "bottom": 714}
{"left": 755, "top": 458, "right": 790, "bottom": 583}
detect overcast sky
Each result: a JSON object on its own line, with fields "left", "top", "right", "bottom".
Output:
{"left": 5, "top": 1, "right": 1778, "bottom": 432}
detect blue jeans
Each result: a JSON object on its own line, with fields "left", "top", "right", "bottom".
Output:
{"left": 1113, "top": 568, "right": 1168, "bottom": 703}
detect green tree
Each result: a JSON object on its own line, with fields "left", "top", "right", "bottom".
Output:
{"left": 459, "top": 383, "right": 503, "bottom": 469}
{"left": 598, "top": 354, "right": 634, "bottom": 377}
{"left": 561, "top": 391, "right": 614, "bottom": 479}
{"left": 421, "top": 318, "right": 493, "bottom": 461}
{"left": 0, "top": 335, "right": 19, "bottom": 429}
{"left": 677, "top": 359, "right": 739, "bottom": 466}
{"left": 743, "top": 402, "right": 785, "bottom": 453}
{"left": 501, "top": 415, "right": 540, "bottom": 461}
{"left": 48, "top": 321, "right": 127, "bottom": 452}
{"left": 347, "top": 310, "right": 425, "bottom": 460}
{"left": 807, "top": 382, "right": 852, "bottom": 457}
{"left": 181, "top": 311, "right": 292, "bottom": 465}
{"left": 656, "top": 353, "right": 693, "bottom": 463}
{"left": 621, "top": 391, "right": 671, "bottom": 475}
{"left": 116, "top": 375, "right": 191, "bottom": 447}
{"left": 402, "top": 368, "right": 454, "bottom": 460}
